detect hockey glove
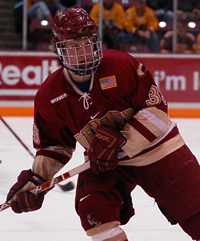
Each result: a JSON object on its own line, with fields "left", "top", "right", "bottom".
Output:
{"left": 88, "top": 125, "right": 126, "bottom": 174}
{"left": 6, "top": 169, "right": 47, "bottom": 213}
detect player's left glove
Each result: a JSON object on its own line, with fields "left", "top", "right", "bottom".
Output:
{"left": 88, "top": 125, "right": 127, "bottom": 174}
{"left": 6, "top": 169, "right": 47, "bottom": 213}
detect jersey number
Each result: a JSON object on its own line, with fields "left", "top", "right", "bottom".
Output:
{"left": 146, "top": 85, "right": 166, "bottom": 106}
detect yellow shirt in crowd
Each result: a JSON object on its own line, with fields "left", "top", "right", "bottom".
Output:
{"left": 124, "top": 6, "right": 158, "bottom": 33}
{"left": 90, "top": 2, "right": 125, "bottom": 30}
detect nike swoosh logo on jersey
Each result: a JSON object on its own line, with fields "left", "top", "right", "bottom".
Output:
{"left": 90, "top": 111, "right": 101, "bottom": 119}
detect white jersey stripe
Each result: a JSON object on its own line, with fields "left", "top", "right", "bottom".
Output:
{"left": 139, "top": 108, "right": 169, "bottom": 134}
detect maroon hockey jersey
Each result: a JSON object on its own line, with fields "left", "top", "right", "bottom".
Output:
{"left": 33, "top": 49, "right": 184, "bottom": 168}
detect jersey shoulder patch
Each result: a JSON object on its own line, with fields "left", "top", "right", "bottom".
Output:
{"left": 99, "top": 75, "right": 117, "bottom": 90}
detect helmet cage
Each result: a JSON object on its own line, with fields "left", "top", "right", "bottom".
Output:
{"left": 56, "top": 33, "right": 102, "bottom": 76}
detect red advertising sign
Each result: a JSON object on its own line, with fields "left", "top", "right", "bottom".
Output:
{"left": 0, "top": 52, "right": 60, "bottom": 102}
{"left": 0, "top": 52, "right": 200, "bottom": 106}
{"left": 135, "top": 54, "right": 200, "bottom": 103}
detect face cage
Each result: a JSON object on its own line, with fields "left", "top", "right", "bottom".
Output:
{"left": 56, "top": 33, "right": 103, "bottom": 76}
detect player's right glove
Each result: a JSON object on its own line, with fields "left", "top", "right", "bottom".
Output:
{"left": 6, "top": 169, "right": 47, "bottom": 213}
{"left": 88, "top": 125, "right": 127, "bottom": 174}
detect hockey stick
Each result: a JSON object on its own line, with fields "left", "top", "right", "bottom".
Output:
{"left": 0, "top": 115, "right": 73, "bottom": 191}
{"left": 0, "top": 116, "right": 35, "bottom": 158}
{"left": 0, "top": 161, "right": 90, "bottom": 212}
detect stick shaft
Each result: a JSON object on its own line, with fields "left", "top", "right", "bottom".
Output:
{"left": 0, "top": 161, "right": 90, "bottom": 212}
{"left": 0, "top": 116, "right": 35, "bottom": 158}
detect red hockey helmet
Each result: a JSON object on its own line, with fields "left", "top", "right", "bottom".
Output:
{"left": 52, "top": 7, "right": 102, "bottom": 76}
{"left": 52, "top": 6, "right": 97, "bottom": 41}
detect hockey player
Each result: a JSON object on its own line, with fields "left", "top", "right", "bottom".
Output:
{"left": 6, "top": 6, "right": 200, "bottom": 241}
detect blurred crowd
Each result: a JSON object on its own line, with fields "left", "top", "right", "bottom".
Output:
{"left": 13, "top": 0, "right": 200, "bottom": 53}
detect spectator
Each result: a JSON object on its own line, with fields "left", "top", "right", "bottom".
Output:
{"left": 13, "top": 0, "right": 55, "bottom": 44}
{"left": 43, "top": 0, "right": 71, "bottom": 17}
{"left": 146, "top": 0, "right": 173, "bottom": 21}
{"left": 14, "top": 1, "right": 26, "bottom": 34}
{"left": 118, "top": 0, "right": 159, "bottom": 52}
{"left": 27, "top": 0, "right": 53, "bottom": 20}
{"left": 13, "top": 0, "right": 54, "bottom": 34}
{"left": 192, "top": 1, "right": 200, "bottom": 20}
{"left": 13, "top": 0, "right": 66, "bottom": 38}
{"left": 90, "top": 0, "right": 125, "bottom": 49}
{"left": 14, "top": 0, "right": 66, "bottom": 24}
{"left": 177, "top": 0, "right": 200, "bottom": 21}
{"left": 14, "top": 0, "right": 50, "bottom": 34}
{"left": 28, "top": 0, "right": 68, "bottom": 19}
{"left": 194, "top": 33, "right": 200, "bottom": 53}
{"left": 160, "top": 16, "right": 195, "bottom": 53}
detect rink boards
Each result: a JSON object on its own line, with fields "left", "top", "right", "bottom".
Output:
{"left": 0, "top": 51, "right": 200, "bottom": 117}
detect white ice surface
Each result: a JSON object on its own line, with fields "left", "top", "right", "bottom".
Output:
{"left": 0, "top": 117, "right": 199, "bottom": 241}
